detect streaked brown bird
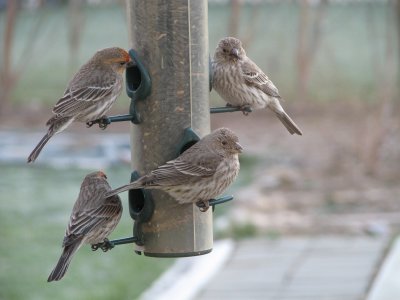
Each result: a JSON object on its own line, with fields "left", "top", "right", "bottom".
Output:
{"left": 212, "top": 37, "right": 303, "bottom": 135}
{"left": 105, "top": 128, "right": 242, "bottom": 211}
{"left": 27, "top": 47, "right": 132, "bottom": 163}
{"left": 47, "top": 171, "right": 122, "bottom": 282}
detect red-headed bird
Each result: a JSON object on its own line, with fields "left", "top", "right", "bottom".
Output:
{"left": 28, "top": 47, "right": 132, "bottom": 163}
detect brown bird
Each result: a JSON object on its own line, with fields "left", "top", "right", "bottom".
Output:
{"left": 105, "top": 128, "right": 242, "bottom": 211}
{"left": 28, "top": 47, "right": 132, "bottom": 163}
{"left": 212, "top": 37, "right": 302, "bottom": 135}
{"left": 48, "top": 171, "right": 122, "bottom": 282}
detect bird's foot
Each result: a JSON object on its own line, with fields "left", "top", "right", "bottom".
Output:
{"left": 196, "top": 200, "right": 210, "bottom": 212}
{"left": 98, "top": 116, "right": 110, "bottom": 130}
{"left": 91, "top": 238, "right": 115, "bottom": 252}
{"left": 239, "top": 105, "right": 252, "bottom": 116}
{"left": 225, "top": 103, "right": 234, "bottom": 108}
{"left": 86, "top": 116, "right": 110, "bottom": 130}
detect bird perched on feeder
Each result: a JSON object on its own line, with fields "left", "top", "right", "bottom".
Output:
{"left": 27, "top": 47, "right": 132, "bottom": 163}
{"left": 212, "top": 37, "right": 303, "bottom": 136}
{"left": 47, "top": 171, "right": 122, "bottom": 282}
{"left": 105, "top": 128, "right": 242, "bottom": 212}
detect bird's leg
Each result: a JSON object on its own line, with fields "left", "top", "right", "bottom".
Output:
{"left": 86, "top": 121, "right": 95, "bottom": 128}
{"left": 239, "top": 105, "right": 252, "bottom": 116}
{"left": 97, "top": 116, "right": 109, "bottom": 130}
{"left": 91, "top": 238, "right": 115, "bottom": 252}
{"left": 86, "top": 116, "right": 109, "bottom": 130}
{"left": 100, "top": 238, "right": 115, "bottom": 252}
{"left": 196, "top": 200, "right": 210, "bottom": 212}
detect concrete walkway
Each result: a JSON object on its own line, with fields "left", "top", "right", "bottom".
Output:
{"left": 142, "top": 235, "right": 389, "bottom": 300}
{"left": 367, "top": 237, "right": 400, "bottom": 300}
{"left": 196, "top": 236, "right": 387, "bottom": 300}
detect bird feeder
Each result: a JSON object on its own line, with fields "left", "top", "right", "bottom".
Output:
{"left": 125, "top": 0, "right": 212, "bottom": 257}
{"left": 91, "top": 0, "right": 247, "bottom": 257}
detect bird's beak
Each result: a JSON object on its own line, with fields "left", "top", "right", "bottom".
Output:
{"left": 235, "top": 142, "right": 243, "bottom": 153}
{"left": 230, "top": 48, "right": 240, "bottom": 59}
{"left": 98, "top": 171, "right": 107, "bottom": 179}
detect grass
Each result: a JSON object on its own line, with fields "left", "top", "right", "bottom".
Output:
{"left": 0, "top": 165, "right": 172, "bottom": 300}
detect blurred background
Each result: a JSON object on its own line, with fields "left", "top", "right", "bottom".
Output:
{"left": 0, "top": 0, "right": 399, "bottom": 299}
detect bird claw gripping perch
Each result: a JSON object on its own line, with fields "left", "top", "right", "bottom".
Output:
{"left": 196, "top": 200, "right": 210, "bottom": 212}
{"left": 92, "top": 236, "right": 139, "bottom": 252}
{"left": 98, "top": 117, "right": 110, "bottom": 130}
{"left": 91, "top": 238, "right": 115, "bottom": 252}
{"left": 86, "top": 116, "right": 111, "bottom": 130}
{"left": 209, "top": 105, "right": 253, "bottom": 114}
{"left": 86, "top": 121, "right": 95, "bottom": 128}
{"left": 239, "top": 105, "right": 252, "bottom": 116}
{"left": 196, "top": 195, "right": 234, "bottom": 212}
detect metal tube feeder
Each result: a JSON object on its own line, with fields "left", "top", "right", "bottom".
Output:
{"left": 127, "top": 0, "right": 211, "bottom": 257}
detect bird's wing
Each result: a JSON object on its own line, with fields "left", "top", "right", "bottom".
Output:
{"left": 241, "top": 59, "right": 281, "bottom": 98}
{"left": 62, "top": 233, "right": 82, "bottom": 248}
{"left": 142, "top": 151, "right": 223, "bottom": 186}
{"left": 52, "top": 79, "right": 118, "bottom": 116}
{"left": 63, "top": 195, "right": 121, "bottom": 246}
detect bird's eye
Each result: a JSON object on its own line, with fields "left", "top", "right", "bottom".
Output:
{"left": 223, "top": 49, "right": 228, "bottom": 53}
{"left": 221, "top": 141, "right": 227, "bottom": 146}
{"left": 119, "top": 62, "right": 126, "bottom": 66}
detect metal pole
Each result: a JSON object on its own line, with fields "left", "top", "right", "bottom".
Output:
{"left": 127, "top": 0, "right": 211, "bottom": 257}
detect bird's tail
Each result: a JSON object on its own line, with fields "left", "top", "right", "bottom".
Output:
{"left": 28, "top": 117, "right": 74, "bottom": 163}
{"left": 47, "top": 242, "right": 81, "bottom": 282}
{"left": 27, "top": 132, "right": 53, "bottom": 163}
{"left": 105, "top": 182, "right": 143, "bottom": 198}
{"left": 274, "top": 110, "right": 303, "bottom": 136}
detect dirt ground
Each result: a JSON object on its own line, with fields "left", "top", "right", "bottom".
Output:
{"left": 211, "top": 103, "right": 400, "bottom": 235}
